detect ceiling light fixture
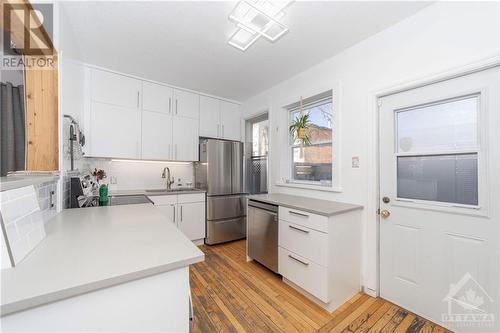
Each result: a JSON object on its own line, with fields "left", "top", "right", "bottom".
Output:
{"left": 227, "top": 0, "right": 293, "bottom": 51}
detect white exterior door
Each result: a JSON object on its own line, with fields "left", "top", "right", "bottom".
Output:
{"left": 379, "top": 68, "right": 499, "bottom": 332}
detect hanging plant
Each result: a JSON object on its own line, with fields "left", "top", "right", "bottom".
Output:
{"left": 289, "top": 113, "right": 311, "bottom": 145}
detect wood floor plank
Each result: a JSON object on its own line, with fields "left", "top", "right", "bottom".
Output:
{"left": 190, "top": 240, "right": 445, "bottom": 333}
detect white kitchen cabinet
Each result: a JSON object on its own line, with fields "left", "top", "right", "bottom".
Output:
{"left": 142, "top": 81, "right": 172, "bottom": 114}
{"left": 149, "top": 193, "right": 206, "bottom": 243}
{"left": 199, "top": 96, "right": 241, "bottom": 140}
{"left": 172, "top": 116, "right": 199, "bottom": 161}
{"left": 89, "top": 102, "right": 141, "bottom": 158}
{"left": 141, "top": 110, "right": 173, "bottom": 160}
{"left": 91, "top": 68, "right": 141, "bottom": 109}
{"left": 155, "top": 204, "right": 176, "bottom": 225}
{"left": 177, "top": 202, "right": 205, "bottom": 241}
{"left": 220, "top": 101, "right": 241, "bottom": 141}
{"left": 199, "top": 95, "right": 221, "bottom": 138}
{"left": 173, "top": 89, "right": 199, "bottom": 119}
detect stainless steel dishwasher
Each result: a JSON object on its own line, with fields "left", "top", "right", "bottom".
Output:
{"left": 247, "top": 199, "right": 279, "bottom": 273}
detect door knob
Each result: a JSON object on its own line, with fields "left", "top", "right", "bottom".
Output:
{"left": 380, "top": 209, "right": 391, "bottom": 218}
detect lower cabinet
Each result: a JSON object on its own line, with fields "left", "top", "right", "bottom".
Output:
{"left": 277, "top": 206, "right": 362, "bottom": 313}
{"left": 149, "top": 193, "right": 206, "bottom": 243}
{"left": 177, "top": 202, "right": 205, "bottom": 241}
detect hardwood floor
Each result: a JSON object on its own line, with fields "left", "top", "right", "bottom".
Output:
{"left": 190, "top": 240, "right": 451, "bottom": 333}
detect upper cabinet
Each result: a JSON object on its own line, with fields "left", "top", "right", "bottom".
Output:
{"left": 91, "top": 69, "right": 141, "bottom": 109}
{"left": 199, "top": 96, "right": 221, "bottom": 138}
{"left": 88, "top": 68, "right": 142, "bottom": 159}
{"left": 173, "top": 89, "right": 199, "bottom": 119}
{"left": 199, "top": 96, "right": 241, "bottom": 141}
{"left": 220, "top": 101, "right": 241, "bottom": 141}
{"left": 143, "top": 82, "right": 172, "bottom": 114}
{"left": 84, "top": 66, "right": 240, "bottom": 162}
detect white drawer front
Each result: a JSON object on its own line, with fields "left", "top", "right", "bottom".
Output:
{"left": 279, "top": 247, "right": 329, "bottom": 303}
{"left": 279, "top": 207, "right": 328, "bottom": 233}
{"left": 279, "top": 220, "right": 328, "bottom": 267}
{"left": 148, "top": 195, "right": 177, "bottom": 206}
{"left": 177, "top": 193, "right": 205, "bottom": 204}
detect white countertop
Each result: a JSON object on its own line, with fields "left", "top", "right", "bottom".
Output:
{"left": 1, "top": 204, "right": 204, "bottom": 316}
{"left": 247, "top": 193, "right": 363, "bottom": 216}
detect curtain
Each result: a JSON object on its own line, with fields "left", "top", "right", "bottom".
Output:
{"left": 1, "top": 82, "right": 26, "bottom": 176}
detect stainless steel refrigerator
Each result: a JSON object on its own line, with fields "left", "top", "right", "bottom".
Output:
{"left": 195, "top": 138, "right": 247, "bottom": 245}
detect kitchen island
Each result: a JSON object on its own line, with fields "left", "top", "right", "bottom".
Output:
{"left": 1, "top": 204, "right": 204, "bottom": 332}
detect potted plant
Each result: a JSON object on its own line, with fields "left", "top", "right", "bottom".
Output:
{"left": 289, "top": 113, "right": 311, "bottom": 145}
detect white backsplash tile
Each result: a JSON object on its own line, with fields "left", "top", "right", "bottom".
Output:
{"left": 0, "top": 180, "right": 58, "bottom": 267}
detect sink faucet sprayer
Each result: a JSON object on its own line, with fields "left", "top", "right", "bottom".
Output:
{"left": 162, "top": 167, "right": 175, "bottom": 190}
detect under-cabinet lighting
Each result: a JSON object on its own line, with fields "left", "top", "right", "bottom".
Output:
{"left": 111, "top": 159, "right": 192, "bottom": 165}
{"left": 227, "top": 0, "right": 293, "bottom": 51}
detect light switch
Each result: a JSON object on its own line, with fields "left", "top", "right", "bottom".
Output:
{"left": 352, "top": 156, "right": 360, "bottom": 168}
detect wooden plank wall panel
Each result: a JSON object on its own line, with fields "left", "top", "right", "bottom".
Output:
{"left": 24, "top": 55, "right": 58, "bottom": 170}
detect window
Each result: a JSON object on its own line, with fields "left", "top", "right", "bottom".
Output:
{"left": 395, "top": 94, "right": 479, "bottom": 205}
{"left": 287, "top": 91, "right": 333, "bottom": 186}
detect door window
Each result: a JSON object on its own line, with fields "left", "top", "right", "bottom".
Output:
{"left": 395, "top": 95, "right": 479, "bottom": 206}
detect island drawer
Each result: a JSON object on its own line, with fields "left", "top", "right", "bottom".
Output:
{"left": 279, "top": 207, "right": 328, "bottom": 233}
{"left": 279, "top": 220, "right": 328, "bottom": 267}
{"left": 279, "top": 247, "right": 329, "bottom": 303}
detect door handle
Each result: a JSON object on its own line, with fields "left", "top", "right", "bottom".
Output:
{"left": 222, "top": 124, "right": 224, "bottom": 137}
{"left": 180, "top": 205, "right": 183, "bottom": 221}
{"left": 176, "top": 99, "right": 178, "bottom": 115}
{"left": 217, "top": 124, "right": 220, "bottom": 137}
{"left": 380, "top": 209, "right": 390, "bottom": 219}
{"left": 173, "top": 205, "right": 176, "bottom": 223}
{"left": 289, "top": 225, "right": 309, "bottom": 234}
{"left": 288, "top": 254, "right": 309, "bottom": 266}
{"left": 289, "top": 210, "right": 309, "bottom": 218}
{"left": 169, "top": 98, "right": 172, "bottom": 114}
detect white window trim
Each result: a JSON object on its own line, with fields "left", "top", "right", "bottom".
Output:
{"left": 281, "top": 85, "right": 341, "bottom": 191}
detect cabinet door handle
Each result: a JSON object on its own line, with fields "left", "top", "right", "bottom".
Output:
{"left": 176, "top": 99, "right": 178, "bottom": 115}
{"left": 217, "top": 124, "right": 220, "bottom": 137}
{"left": 169, "top": 98, "right": 172, "bottom": 114}
{"left": 288, "top": 254, "right": 309, "bottom": 266}
{"left": 289, "top": 210, "right": 309, "bottom": 218}
{"left": 222, "top": 124, "right": 224, "bottom": 138}
{"left": 137, "top": 91, "right": 140, "bottom": 108}
{"left": 289, "top": 225, "right": 309, "bottom": 234}
{"left": 180, "top": 205, "right": 183, "bottom": 221}
{"left": 173, "top": 205, "right": 176, "bottom": 223}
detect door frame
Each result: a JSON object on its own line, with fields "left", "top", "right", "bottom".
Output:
{"left": 370, "top": 56, "right": 500, "bottom": 298}
{"left": 244, "top": 109, "right": 271, "bottom": 194}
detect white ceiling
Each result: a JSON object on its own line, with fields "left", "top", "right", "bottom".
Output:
{"left": 61, "top": 1, "right": 431, "bottom": 101}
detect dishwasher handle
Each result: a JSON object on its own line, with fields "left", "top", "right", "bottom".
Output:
{"left": 248, "top": 200, "right": 278, "bottom": 213}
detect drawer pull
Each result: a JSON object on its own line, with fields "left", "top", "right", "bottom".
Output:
{"left": 288, "top": 254, "right": 309, "bottom": 266}
{"left": 289, "top": 225, "right": 309, "bottom": 234}
{"left": 289, "top": 210, "right": 309, "bottom": 218}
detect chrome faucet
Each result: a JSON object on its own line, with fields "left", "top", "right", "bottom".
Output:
{"left": 162, "top": 167, "right": 175, "bottom": 190}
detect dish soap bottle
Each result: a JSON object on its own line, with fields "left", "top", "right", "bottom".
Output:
{"left": 99, "top": 184, "right": 109, "bottom": 206}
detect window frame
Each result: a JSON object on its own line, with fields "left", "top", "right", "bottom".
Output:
{"left": 393, "top": 93, "right": 482, "bottom": 209}
{"left": 284, "top": 90, "right": 340, "bottom": 189}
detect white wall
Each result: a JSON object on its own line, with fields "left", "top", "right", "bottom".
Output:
{"left": 242, "top": 1, "right": 500, "bottom": 293}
